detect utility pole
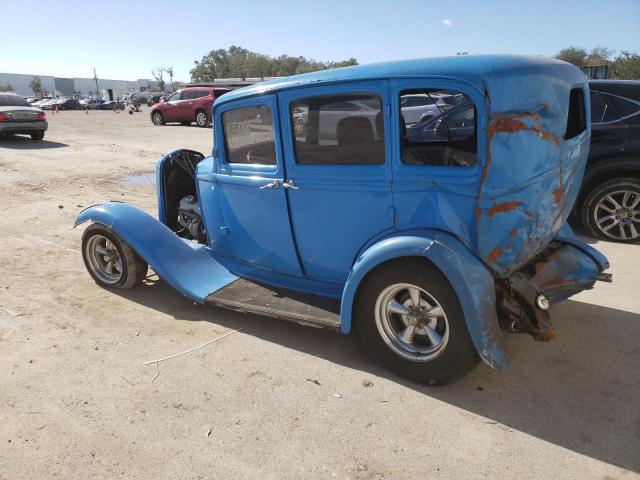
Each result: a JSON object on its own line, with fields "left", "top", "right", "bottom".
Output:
{"left": 93, "top": 68, "right": 99, "bottom": 96}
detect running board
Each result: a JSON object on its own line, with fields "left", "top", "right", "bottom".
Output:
{"left": 205, "top": 278, "right": 341, "bottom": 331}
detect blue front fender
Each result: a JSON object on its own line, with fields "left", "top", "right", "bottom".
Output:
{"left": 340, "top": 231, "right": 507, "bottom": 370}
{"left": 75, "top": 202, "right": 237, "bottom": 302}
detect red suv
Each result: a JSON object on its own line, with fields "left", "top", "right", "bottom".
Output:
{"left": 150, "top": 87, "right": 230, "bottom": 127}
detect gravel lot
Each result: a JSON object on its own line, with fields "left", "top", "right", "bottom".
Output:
{"left": 1, "top": 110, "right": 638, "bottom": 480}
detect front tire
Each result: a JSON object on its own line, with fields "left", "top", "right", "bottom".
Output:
{"left": 355, "top": 258, "right": 479, "bottom": 385}
{"left": 195, "top": 110, "right": 209, "bottom": 128}
{"left": 151, "top": 111, "right": 165, "bottom": 126}
{"left": 81, "top": 223, "right": 148, "bottom": 289}
{"left": 581, "top": 177, "right": 640, "bottom": 243}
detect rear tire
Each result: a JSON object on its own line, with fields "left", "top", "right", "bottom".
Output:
{"left": 355, "top": 258, "right": 479, "bottom": 385}
{"left": 195, "top": 110, "right": 209, "bottom": 128}
{"left": 30, "top": 132, "right": 45, "bottom": 141}
{"left": 81, "top": 223, "right": 148, "bottom": 289}
{"left": 581, "top": 177, "right": 640, "bottom": 243}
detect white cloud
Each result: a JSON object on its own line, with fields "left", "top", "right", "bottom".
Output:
{"left": 442, "top": 19, "right": 453, "bottom": 28}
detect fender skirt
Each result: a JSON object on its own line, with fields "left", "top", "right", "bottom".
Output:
{"left": 74, "top": 202, "right": 237, "bottom": 302}
{"left": 340, "top": 232, "right": 507, "bottom": 370}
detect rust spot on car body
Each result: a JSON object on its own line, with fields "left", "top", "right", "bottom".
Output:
{"left": 488, "top": 246, "right": 502, "bottom": 262}
{"left": 487, "top": 201, "right": 525, "bottom": 217}
{"left": 552, "top": 186, "right": 563, "bottom": 203}
{"left": 487, "top": 112, "right": 560, "bottom": 147}
{"left": 510, "top": 228, "right": 517, "bottom": 237}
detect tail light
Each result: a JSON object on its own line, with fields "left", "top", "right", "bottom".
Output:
{"left": 36, "top": 111, "right": 46, "bottom": 121}
{"left": 0, "top": 113, "right": 8, "bottom": 121}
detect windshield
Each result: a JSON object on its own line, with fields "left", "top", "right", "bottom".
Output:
{"left": 0, "top": 95, "right": 31, "bottom": 107}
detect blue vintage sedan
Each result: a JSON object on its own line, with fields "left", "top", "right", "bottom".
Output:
{"left": 76, "top": 55, "right": 611, "bottom": 385}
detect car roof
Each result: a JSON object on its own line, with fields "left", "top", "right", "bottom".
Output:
{"left": 215, "top": 54, "right": 582, "bottom": 107}
{"left": 589, "top": 80, "right": 640, "bottom": 101}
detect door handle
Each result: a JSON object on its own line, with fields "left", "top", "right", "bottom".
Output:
{"left": 259, "top": 180, "right": 279, "bottom": 190}
{"left": 283, "top": 179, "right": 300, "bottom": 190}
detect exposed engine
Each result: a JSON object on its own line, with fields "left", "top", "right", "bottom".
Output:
{"left": 177, "top": 194, "right": 206, "bottom": 243}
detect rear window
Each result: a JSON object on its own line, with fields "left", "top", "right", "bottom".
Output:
{"left": 0, "top": 95, "right": 30, "bottom": 107}
{"left": 565, "top": 88, "right": 586, "bottom": 140}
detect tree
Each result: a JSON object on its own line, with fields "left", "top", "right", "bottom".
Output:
{"left": 612, "top": 51, "right": 640, "bottom": 80}
{"left": 555, "top": 47, "right": 588, "bottom": 66}
{"left": 190, "top": 46, "right": 358, "bottom": 82}
{"left": 586, "top": 46, "right": 614, "bottom": 65}
{"left": 29, "top": 76, "right": 43, "bottom": 95}
{"left": 166, "top": 67, "right": 175, "bottom": 90}
{"left": 151, "top": 67, "right": 166, "bottom": 92}
{"left": 0, "top": 83, "right": 13, "bottom": 92}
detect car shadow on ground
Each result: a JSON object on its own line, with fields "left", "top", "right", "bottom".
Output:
{"left": 0, "top": 135, "right": 68, "bottom": 149}
{"left": 114, "top": 278, "right": 640, "bottom": 472}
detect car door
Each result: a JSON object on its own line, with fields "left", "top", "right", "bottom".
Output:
{"left": 213, "top": 94, "right": 303, "bottom": 277}
{"left": 163, "top": 90, "right": 183, "bottom": 121}
{"left": 278, "top": 81, "right": 394, "bottom": 283}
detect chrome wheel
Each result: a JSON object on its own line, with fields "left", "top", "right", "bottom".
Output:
{"left": 374, "top": 283, "right": 449, "bottom": 362}
{"left": 593, "top": 189, "right": 640, "bottom": 241}
{"left": 84, "top": 234, "right": 123, "bottom": 285}
{"left": 152, "top": 112, "right": 163, "bottom": 125}
{"left": 196, "top": 111, "right": 208, "bottom": 127}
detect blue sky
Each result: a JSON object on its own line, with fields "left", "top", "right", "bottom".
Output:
{"left": 2, "top": 0, "right": 639, "bottom": 81}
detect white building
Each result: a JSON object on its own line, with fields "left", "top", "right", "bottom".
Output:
{"left": 0, "top": 72, "right": 160, "bottom": 99}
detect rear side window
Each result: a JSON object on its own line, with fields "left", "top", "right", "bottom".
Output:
{"left": 602, "top": 92, "right": 640, "bottom": 119}
{"left": 222, "top": 105, "right": 276, "bottom": 165}
{"left": 399, "top": 89, "right": 477, "bottom": 167}
{"left": 590, "top": 91, "right": 606, "bottom": 123}
{"left": 565, "top": 88, "right": 586, "bottom": 139}
{"left": 289, "top": 93, "right": 384, "bottom": 164}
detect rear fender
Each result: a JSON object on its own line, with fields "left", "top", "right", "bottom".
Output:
{"left": 340, "top": 231, "right": 507, "bottom": 370}
{"left": 74, "top": 202, "right": 237, "bottom": 302}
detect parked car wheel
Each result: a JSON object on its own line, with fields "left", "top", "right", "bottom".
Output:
{"left": 151, "top": 111, "right": 165, "bottom": 126}
{"left": 355, "top": 258, "right": 479, "bottom": 385}
{"left": 581, "top": 177, "right": 640, "bottom": 243}
{"left": 81, "top": 223, "right": 148, "bottom": 289}
{"left": 30, "top": 132, "right": 45, "bottom": 141}
{"left": 195, "top": 110, "right": 209, "bottom": 128}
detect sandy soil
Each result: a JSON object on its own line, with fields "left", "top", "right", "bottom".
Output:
{"left": 0, "top": 110, "right": 638, "bottom": 479}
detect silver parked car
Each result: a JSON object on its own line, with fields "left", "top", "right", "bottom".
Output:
{"left": 0, "top": 94, "right": 48, "bottom": 140}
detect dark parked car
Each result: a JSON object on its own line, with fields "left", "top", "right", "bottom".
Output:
{"left": 0, "top": 94, "right": 47, "bottom": 140}
{"left": 575, "top": 80, "right": 640, "bottom": 243}
{"left": 55, "top": 98, "right": 82, "bottom": 110}
{"left": 150, "top": 86, "right": 230, "bottom": 127}
{"left": 98, "top": 101, "right": 125, "bottom": 110}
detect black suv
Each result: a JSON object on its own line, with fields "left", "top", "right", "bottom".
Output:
{"left": 575, "top": 80, "right": 640, "bottom": 243}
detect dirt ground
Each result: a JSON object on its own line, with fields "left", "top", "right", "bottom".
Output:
{"left": 0, "top": 109, "right": 638, "bottom": 480}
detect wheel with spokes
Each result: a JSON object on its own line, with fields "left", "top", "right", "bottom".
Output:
{"left": 581, "top": 177, "right": 640, "bottom": 243}
{"left": 151, "top": 111, "right": 165, "bottom": 126}
{"left": 195, "top": 110, "right": 209, "bottom": 128}
{"left": 81, "top": 223, "right": 148, "bottom": 289}
{"left": 355, "top": 258, "right": 479, "bottom": 385}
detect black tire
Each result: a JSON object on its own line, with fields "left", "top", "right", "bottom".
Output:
{"left": 81, "top": 223, "right": 148, "bottom": 289}
{"left": 151, "top": 111, "right": 165, "bottom": 126}
{"left": 355, "top": 258, "right": 479, "bottom": 385}
{"left": 195, "top": 109, "right": 209, "bottom": 128}
{"left": 581, "top": 177, "right": 640, "bottom": 244}
{"left": 30, "top": 132, "right": 45, "bottom": 141}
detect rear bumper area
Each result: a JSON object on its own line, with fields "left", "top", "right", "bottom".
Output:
{"left": 498, "top": 238, "right": 610, "bottom": 341}
{"left": 0, "top": 121, "right": 48, "bottom": 134}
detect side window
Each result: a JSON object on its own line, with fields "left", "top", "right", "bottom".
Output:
{"left": 590, "top": 91, "right": 606, "bottom": 124}
{"left": 222, "top": 105, "right": 276, "bottom": 165}
{"left": 601, "top": 92, "right": 640, "bottom": 120}
{"left": 198, "top": 90, "right": 211, "bottom": 98}
{"left": 289, "top": 93, "right": 384, "bottom": 164}
{"left": 182, "top": 90, "right": 195, "bottom": 100}
{"left": 399, "top": 89, "right": 477, "bottom": 167}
